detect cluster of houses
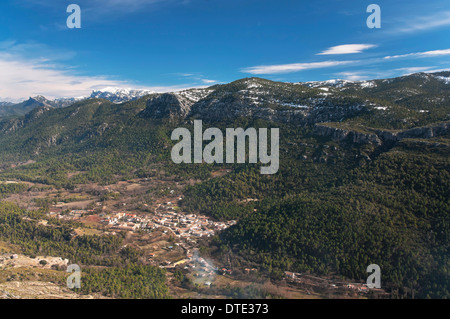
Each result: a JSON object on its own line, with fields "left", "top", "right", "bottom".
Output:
{"left": 96, "top": 203, "right": 236, "bottom": 241}
{"left": 46, "top": 197, "right": 237, "bottom": 242}
{"left": 99, "top": 212, "right": 142, "bottom": 232}
{"left": 154, "top": 210, "right": 236, "bottom": 239}
{"left": 46, "top": 200, "right": 237, "bottom": 240}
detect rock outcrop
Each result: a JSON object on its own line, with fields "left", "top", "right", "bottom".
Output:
{"left": 314, "top": 122, "right": 449, "bottom": 145}
{"left": 375, "top": 122, "right": 449, "bottom": 141}
{"left": 314, "top": 124, "right": 382, "bottom": 146}
{"left": 140, "top": 93, "right": 195, "bottom": 119}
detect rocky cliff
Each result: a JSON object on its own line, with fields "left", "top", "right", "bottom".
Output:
{"left": 314, "top": 122, "right": 449, "bottom": 145}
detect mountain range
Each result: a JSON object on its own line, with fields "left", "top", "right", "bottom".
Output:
{"left": 0, "top": 88, "right": 156, "bottom": 118}
{"left": 2, "top": 71, "right": 448, "bottom": 121}
{"left": 0, "top": 71, "right": 448, "bottom": 298}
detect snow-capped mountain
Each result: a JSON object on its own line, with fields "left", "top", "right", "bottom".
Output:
{"left": 299, "top": 71, "right": 450, "bottom": 90}
{"left": 300, "top": 78, "right": 378, "bottom": 90}
{"left": 1, "top": 71, "right": 449, "bottom": 119}
{"left": 54, "top": 87, "right": 156, "bottom": 105}
{"left": 300, "top": 79, "right": 354, "bottom": 88}
{"left": 0, "top": 88, "right": 156, "bottom": 117}
{"left": 89, "top": 88, "right": 155, "bottom": 103}
{"left": 436, "top": 75, "right": 450, "bottom": 84}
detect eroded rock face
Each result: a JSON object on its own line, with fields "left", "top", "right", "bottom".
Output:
{"left": 313, "top": 124, "right": 382, "bottom": 146}
{"left": 388, "top": 122, "right": 448, "bottom": 140}
{"left": 141, "top": 93, "right": 195, "bottom": 119}
{"left": 314, "top": 122, "right": 449, "bottom": 146}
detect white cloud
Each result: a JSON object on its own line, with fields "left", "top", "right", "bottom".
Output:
{"left": 384, "top": 49, "right": 450, "bottom": 59}
{"left": 0, "top": 42, "right": 198, "bottom": 102}
{"left": 241, "top": 60, "right": 355, "bottom": 75}
{"left": 201, "top": 79, "right": 217, "bottom": 84}
{"left": 243, "top": 47, "right": 450, "bottom": 76}
{"left": 317, "top": 44, "right": 376, "bottom": 55}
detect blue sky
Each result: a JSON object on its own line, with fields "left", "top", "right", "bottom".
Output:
{"left": 0, "top": 0, "right": 449, "bottom": 101}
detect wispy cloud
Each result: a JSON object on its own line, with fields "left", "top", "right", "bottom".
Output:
{"left": 395, "top": 66, "right": 436, "bottom": 75}
{"left": 241, "top": 60, "right": 355, "bottom": 75}
{"left": 0, "top": 41, "right": 76, "bottom": 63}
{"left": 384, "top": 49, "right": 450, "bottom": 59}
{"left": 335, "top": 66, "right": 450, "bottom": 82}
{"left": 395, "top": 11, "right": 450, "bottom": 33}
{"left": 334, "top": 72, "right": 370, "bottom": 81}
{"left": 317, "top": 44, "right": 376, "bottom": 55}
{"left": 201, "top": 79, "right": 218, "bottom": 84}
{"left": 424, "top": 68, "right": 450, "bottom": 73}
{"left": 333, "top": 70, "right": 394, "bottom": 81}
{"left": 175, "top": 73, "right": 218, "bottom": 85}
{"left": 0, "top": 41, "right": 197, "bottom": 102}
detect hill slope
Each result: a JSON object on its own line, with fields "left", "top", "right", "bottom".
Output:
{"left": 0, "top": 72, "right": 448, "bottom": 298}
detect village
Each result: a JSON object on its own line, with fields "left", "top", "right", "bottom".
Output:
{"left": 43, "top": 191, "right": 237, "bottom": 287}
{"left": 47, "top": 202, "right": 236, "bottom": 242}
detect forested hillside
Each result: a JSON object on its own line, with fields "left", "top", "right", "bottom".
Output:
{"left": 0, "top": 73, "right": 448, "bottom": 298}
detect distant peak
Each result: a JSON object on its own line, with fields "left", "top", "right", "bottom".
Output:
{"left": 31, "top": 95, "right": 49, "bottom": 102}
{"left": 90, "top": 87, "right": 155, "bottom": 103}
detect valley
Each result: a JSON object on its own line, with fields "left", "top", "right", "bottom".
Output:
{"left": 0, "top": 175, "right": 384, "bottom": 300}
{"left": 0, "top": 73, "right": 448, "bottom": 299}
